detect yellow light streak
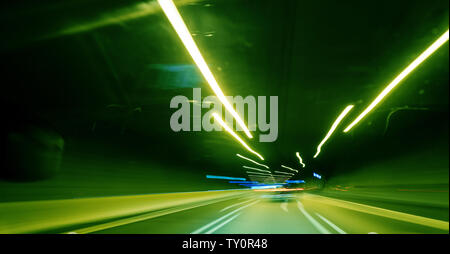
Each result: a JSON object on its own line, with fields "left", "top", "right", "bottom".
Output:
{"left": 344, "top": 30, "right": 449, "bottom": 132}
{"left": 212, "top": 113, "right": 264, "bottom": 160}
{"left": 295, "top": 152, "right": 306, "bottom": 168}
{"left": 274, "top": 171, "right": 295, "bottom": 176}
{"left": 314, "top": 105, "right": 354, "bottom": 158}
{"left": 158, "top": 0, "right": 253, "bottom": 138}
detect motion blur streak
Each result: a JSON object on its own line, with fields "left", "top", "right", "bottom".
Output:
{"left": 314, "top": 105, "right": 354, "bottom": 158}
{"left": 344, "top": 29, "right": 449, "bottom": 132}
{"left": 206, "top": 175, "right": 246, "bottom": 181}
{"left": 212, "top": 113, "right": 264, "bottom": 160}
{"left": 296, "top": 152, "right": 306, "bottom": 168}
{"left": 274, "top": 171, "right": 295, "bottom": 175}
{"left": 50, "top": 0, "right": 204, "bottom": 37}
{"left": 237, "top": 154, "right": 270, "bottom": 169}
{"left": 242, "top": 166, "right": 271, "bottom": 174}
{"left": 158, "top": 0, "right": 253, "bottom": 138}
{"left": 281, "top": 165, "right": 299, "bottom": 173}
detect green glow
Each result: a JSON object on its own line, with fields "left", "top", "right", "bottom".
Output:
{"left": 314, "top": 105, "right": 354, "bottom": 158}
{"left": 242, "top": 166, "right": 271, "bottom": 174}
{"left": 237, "top": 154, "right": 270, "bottom": 169}
{"left": 344, "top": 30, "right": 449, "bottom": 133}
{"left": 296, "top": 152, "right": 306, "bottom": 168}
{"left": 158, "top": 0, "right": 253, "bottom": 138}
{"left": 212, "top": 113, "right": 264, "bottom": 160}
{"left": 281, "top": 165, "right": 298, "bottom": 173}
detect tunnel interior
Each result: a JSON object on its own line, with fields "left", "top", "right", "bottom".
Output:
{"left": 0, "top": 0, "right": 448, "bottom": 234}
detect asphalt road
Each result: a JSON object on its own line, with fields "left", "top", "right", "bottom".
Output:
{"left": 68, "top": 192, "right": 449, "bottom": 234}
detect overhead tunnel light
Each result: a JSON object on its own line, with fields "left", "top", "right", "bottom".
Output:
{"left": 314, "top": 105, "right": 354, "bottom": 158}
{"left": 158, "top": 0, "right": 253, "bottom": 138}
{"left": 213, "top": 113, "right": 264, "bottom": 161}
{"left": 344, "top": 29, "right": 449, "bottom": 133}
{"left": 295, "top": 152, "right": 306, "bottom": 168}
{"left": 237, "top": 154, "right": 270, "bottom": 169}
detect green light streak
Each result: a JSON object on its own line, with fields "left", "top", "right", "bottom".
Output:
{"left": 274, "top": 171, "right": 295, "bottom": 176}
{"left": 314, "top": 105, "right": 354, "bottom": 158}
{"left": 242, "top": 166, "right": 271, "bottom": 174}
{"left": 344, "top": 30, "right": 449, "bottom": 132}
{"left": 281, "top": 165, "right": 299, "bottom": 173}
{"left": 237, "top": 154, "right": 270, "bottom": 169}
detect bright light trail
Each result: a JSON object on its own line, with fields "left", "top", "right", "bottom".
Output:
{"left": 313, "top": 173, "right": 322, "bottom": 179}
{"left": 251, "top": 185, "right": 282, "bottom": 190}
{"left": 213, "top": 113, "right": 264, "bottom": 160}
{"left": 274, "top": 171, "right": 295, "bottom": 176}
{"left": 237, "top": 154, "right": 270, "bottom": 169}
{"left": 158, "top": 0, "right": 253, "bottom": 138}
{"left": 242, "top": 166, "right": 271, "bottom": 174}
{"left": 206, "top": 175, "right": 246, "bottom": 181}
{"left": 286, "top": 180, "right": 305, "bottom": 183}
{"left": 295, "top": 152, "right": 306, "bottom": 168}
{"left": 313, "top": 105, "right": 354, "bottom": 158}
{"left": 344, "top": 30, "right": 449, "bottom": 132}
{"left": 281, "top": 165, "right": 298, "bottom": 173}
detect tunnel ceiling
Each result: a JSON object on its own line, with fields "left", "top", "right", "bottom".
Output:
{"left": 0, "top": 0, "right": 448, "bottom": 182}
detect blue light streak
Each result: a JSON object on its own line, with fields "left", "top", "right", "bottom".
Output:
{"left": 229, "top": 181, "right": 259, "bottom": 184}
{"left": 206, "top": 175, "right": 246, "bottom": 181}
{"left": 286, "top": 180, "right": 305, "bottom": 183}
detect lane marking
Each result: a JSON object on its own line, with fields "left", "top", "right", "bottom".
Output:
{"left": 302, "top": 193, "right": 449, "bottom": 231}
{"left": 297, "top": 201, "right": 331, "bottom": 234}
{"left": 315, "top": 213, "right": 347, "bottom": 234}
{"left": 220, "top": 199, "right": 255, "bottom": 212}
{"left": 281, "top": 202, "right": 288, "bottom": 212}
{"left": 191, "top": 200, "right": 260, "bottom": 234}
{"left": 204, "top": 213, "right": 241, "bottom": 234}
